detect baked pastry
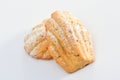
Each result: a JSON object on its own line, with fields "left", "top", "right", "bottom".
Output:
{"left": 46, "top": 11, "right": 94, "bottom": 73}
{"left": 24, "top": 19, "right": 52, "bottom": 59}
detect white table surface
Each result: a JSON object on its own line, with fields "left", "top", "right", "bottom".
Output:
{"left": 0, "top": 0, "right": 120, "bottom": 80}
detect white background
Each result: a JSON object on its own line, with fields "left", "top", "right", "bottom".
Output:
{"left": 0, "top": 0, "right": 120, "bottom": 80}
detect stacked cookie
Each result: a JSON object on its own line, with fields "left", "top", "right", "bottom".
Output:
{"left": 24, "top": 11, "right": 94, "bottom": 73}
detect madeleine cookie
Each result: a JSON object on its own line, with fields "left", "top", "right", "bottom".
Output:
{"left": 24, "top": 19, "right": 52, "bottom": 59}
{"left": 46, "top": 11, "right": 94, "bottom": 72}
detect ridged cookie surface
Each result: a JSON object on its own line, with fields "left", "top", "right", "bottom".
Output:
{"left": 24, "top": 19, "right": 52, "bottom": 59}
{"left": 46, "top": 11, "right": 94, "bottom": 73}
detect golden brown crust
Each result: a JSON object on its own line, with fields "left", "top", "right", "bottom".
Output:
{"left": 24, "top": 10, "right": 94, "bottom": 72}
{"left": 24, "top": 19, "right": 52, "bottom": 60}
{"left": 46, "top": 11, "right": 94, "bottom": 73}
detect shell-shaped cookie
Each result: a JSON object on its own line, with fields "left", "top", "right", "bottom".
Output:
{"left": 46, "top": 11, "right": 94, "bottom": 72}
{"left": 24, "top": 19, "right": 52, "bottom": 59}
